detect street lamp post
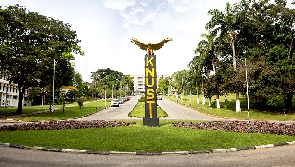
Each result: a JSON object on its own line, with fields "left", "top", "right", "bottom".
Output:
{"left": 91, "top": 73, "right": 100, "bottom": 110}
{"left": 112, "top": 85, "right": 114, "bottom": 99}
{"left": 95, "top": 80, "right": 97, "bottom": 109}
{"left": 190, "top": 89, "right": 192, "bottom": 106}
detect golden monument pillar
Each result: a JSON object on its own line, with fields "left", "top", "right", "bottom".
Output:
{"left": 131, "top": 37, "right": 173, "bottom": 126}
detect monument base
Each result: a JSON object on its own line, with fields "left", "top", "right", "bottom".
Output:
{"left": 143, "top": 118, "right": 159, "bottom": 127}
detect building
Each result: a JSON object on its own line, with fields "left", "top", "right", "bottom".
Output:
{"left": 130, "top": 75, "right": 145, "bottom": 94}
{"left": 0, "top": 73, "right": 30, "bottom": 107}
{"left": 60, "top": 86, "right": 77, "bottom": 96}
{"left": 130, "top": 74, "right": 169, "bottom": 95}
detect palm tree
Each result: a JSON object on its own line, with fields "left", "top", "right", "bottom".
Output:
{"left": 206, "top": 2, "right": 241, "bottom": 111}
{"left": 193, "top": 31, "right": 222, "bottom": 107}
{"left": 194, "top": 40, "right": 208, "bottom": 105}
{"left": 188, "top": 56, "right": 202, "bottom": 104}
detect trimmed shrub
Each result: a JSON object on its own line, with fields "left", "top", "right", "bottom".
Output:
{"left": 173, "top": 121, "right": 295, "bottom": 136}
{"left": 0, "top": 120, "right": 136, "bottom": 131}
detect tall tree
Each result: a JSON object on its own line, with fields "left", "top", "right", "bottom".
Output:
{"left": 121, "top": 75, "right": 134, "bottom": 96}
{"left": 91, "top": 68, "right": 124, "bottom": 98}
{"left": 206, "top": 2, "right": 243, "bottom": 111}
{"left": 237, "top": 0, "right": 295, "bottom": 109}
{"left": 188, "top": 56, "right": 202, "bottom": 104}
{"left": 0, "top": 5, "right": 82, "bottom": 114}
{"left": 171, "top": 70, "right": 189, "bottom": 100}
{"left": 193, "top": 33, "right": 216, "bottom": 105}
{"left": 157, "top": 77, "right": 170, "bottom": 95}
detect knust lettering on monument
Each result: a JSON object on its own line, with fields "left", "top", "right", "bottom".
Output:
{"left": 131, "top": 37, "right": 173, "bottom": 126}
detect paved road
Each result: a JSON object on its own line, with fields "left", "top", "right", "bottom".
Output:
{"left": 76, "top": 95, "right": 141, "bottom": 121}
{"left": 158, "top": 98, "right": 227, "bottom": 120}
{"left": 1, "top": 144, "right": 295, "bottom": 167}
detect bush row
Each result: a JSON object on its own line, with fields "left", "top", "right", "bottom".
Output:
{"left": 0, "top": 120, "right": 136, "bottom": 131}
{"left": 172, "top": 121, "right": 295, "bottom": 136}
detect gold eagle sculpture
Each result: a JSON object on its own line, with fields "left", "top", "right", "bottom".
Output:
{"left": 131, "top": 37, "right": 173, "bottom": 55}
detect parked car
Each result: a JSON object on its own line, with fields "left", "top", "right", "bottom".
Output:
{"left": 118, "top": 98, "right": 124, "bottom": 104}
{"left": 111, "top": 99, "right": 120, "bottom": 107}
{"left": 157, "top": 96, "right": 162, "bottom": 100}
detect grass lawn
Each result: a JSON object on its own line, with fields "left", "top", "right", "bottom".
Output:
{"left": 165, "top": 94, "right": 295, "bottom": 121}
{"left": 0, "top": 105, "right": 54, "bottom": 117}
{"left": 128, "top": 101, "right": 168, "bottom": 118}
{"left": 1, "top": 121, "right": 295, "bottom": 152}
{"left": 0, "top": 100, "right": 110, "bottom": 121}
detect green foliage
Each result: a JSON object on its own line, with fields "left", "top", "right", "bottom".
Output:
{"left": 91, "top": 68, "right": 131, "bottom": 98}
{"left": 187, "top": 0, "right": 295, "bottom": 110}
{"left": 77, "top": 99, "right": 84, "bottom": 109}
{"left": 65, "top": 89, "right": 78, "bottom": 104}
{"left": 27, "top": 87, "right": 44, "bottom": 106}
{"left": 121, "top": 75, "right": 134, "bottom": 96}
{"left": 171, "top": 70, "right": 189, "bottom": 94}
{"left": 76, "top": 82, "right": 90, "bottom": 98}
{"left": 157, "top": 76, "right": 170, "bottom": 95}
{"left": 0, "top": 5, "right": 83, "bottom": 114}
{"left": 138, "top": 95, "right": 145, "bottom": 102}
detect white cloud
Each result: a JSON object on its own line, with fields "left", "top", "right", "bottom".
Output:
{"left": 168, "top": 0, "right": 202, "bottom": 13}
{"left": 102, "top": 0, "right": 205, "bottom": 35}
{"left": 103, "top": 0, "right": 136, "bottom": 10}
{"left": 139, "top": 1, "right": 149, "bottom": 7}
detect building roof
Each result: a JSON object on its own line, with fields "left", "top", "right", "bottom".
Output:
{"left": 60, "top": 86, "right": 77, "bottom": 90}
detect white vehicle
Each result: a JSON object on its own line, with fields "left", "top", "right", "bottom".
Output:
{"left": 110, "top": 99, "right": 120, "bottom": 107}
{"left": 118, "top": 98, "right": 124, "bottom": 104}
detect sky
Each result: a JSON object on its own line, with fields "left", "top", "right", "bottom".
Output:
{"left": 2, "top": 0, "right": 241, "bottom": 82}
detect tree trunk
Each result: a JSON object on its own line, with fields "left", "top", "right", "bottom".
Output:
{"left": 215, "top": 77, "right": 220, "bottom": 108}
{"left": 231, "top": 36, "right": 241, "bottom": 112}
{"left": 235, "top": 84, "right": 241, "bottom": 112}
{"left": 202, "top": 76, "right": 205, "bottom": 105}
{"left": 284, "top": 93, "right": 294, "bottom": 109}
{"left": 16, "top": 87, "right": 25, "bottom": 114}
{"left": 63, "top": 102, "right": 65, "bottom": 113}
{"left": 231, "top": 36, "right": 237, "bottom": 72}
{"left": 196, "top": 86, "right": 200, "bottom": 104}
{"left": 208, "top": 98, "right": 211, "bottom": 106}
{"left": 216, "top": 94, "right": 220, "bottom": 109}
{"left": 288, "top": 33, "right": 293, "bottom": 59}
